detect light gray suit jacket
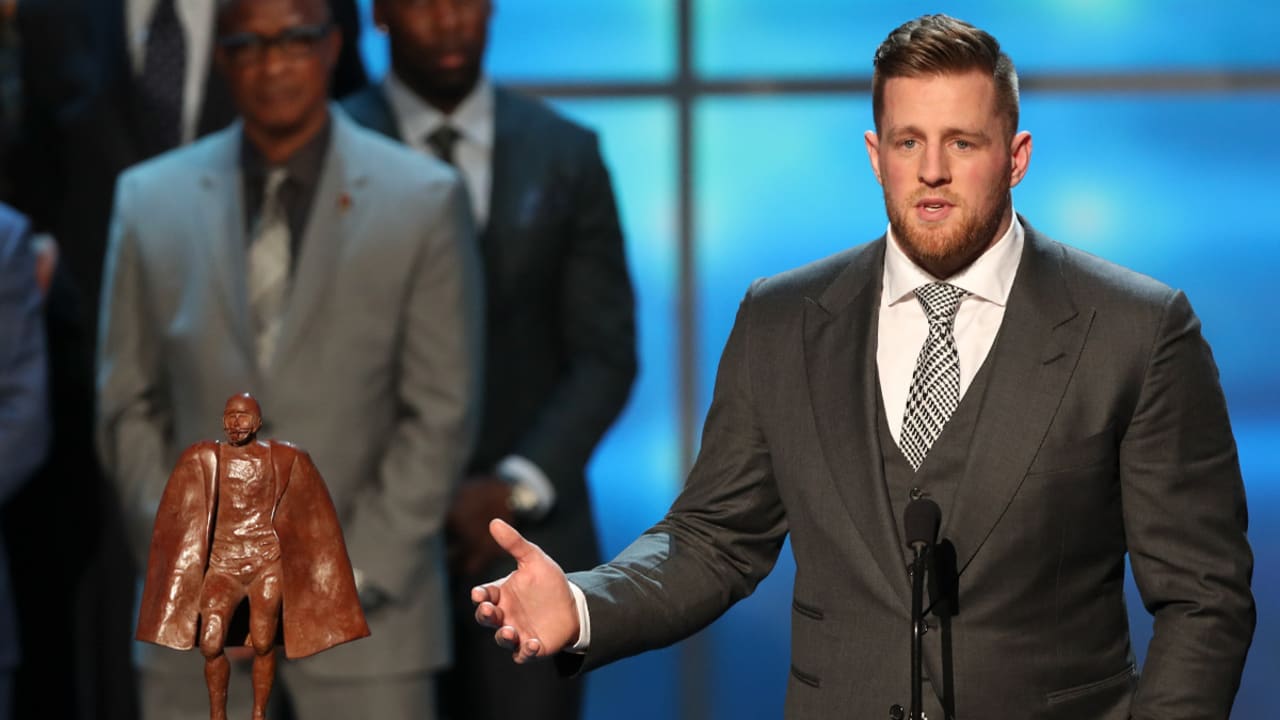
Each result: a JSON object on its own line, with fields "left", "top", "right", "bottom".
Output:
{"left": 569, "top": 223, "right": 1253, "bottom": 718}
{"left": 96, "top": 107, "right": 484, "bottom": 676}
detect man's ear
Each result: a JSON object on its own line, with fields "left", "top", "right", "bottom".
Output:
{"left": 864, "top": 130, "right": 883, "bottom": 186}
{"left": 1008, "top": 130, "right": 1032, "bottom": 189}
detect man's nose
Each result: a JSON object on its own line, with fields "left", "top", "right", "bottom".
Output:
{"left": 918, "top": 145, "right": 950, "bottom": 187}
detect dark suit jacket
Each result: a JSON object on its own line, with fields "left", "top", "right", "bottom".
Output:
{"left": 11, "top": 0, "right": 367, "bottom": 329}
{"left": 568, "top": 223, "right": 1254, "bottom": 719}
{"left": 343, "top": 84, "right": 637, "bottom": 576}
{"left": 0, "top": 204, "right": 49, "bottom": 671}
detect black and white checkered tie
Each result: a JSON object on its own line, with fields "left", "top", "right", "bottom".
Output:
{"left": 899, "top": 282, "right": 969, "bottom": 471}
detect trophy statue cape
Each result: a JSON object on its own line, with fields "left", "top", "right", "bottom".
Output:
{"left": 135, "top": 439, "right": 370, "bottom": 658}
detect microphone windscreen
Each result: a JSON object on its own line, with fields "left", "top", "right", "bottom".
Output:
{"left": 903, "top": 498, "right": 941, "bottom": 549}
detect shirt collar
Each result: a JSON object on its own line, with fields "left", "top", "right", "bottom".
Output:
{"left": 239, "top": 117, "right": 332, "bottom": 189}
{"left": 383, "top": 71, "right": 495, "bottom": 151}
{"left": 883, "top": 212, "right": 1024, "bottom": 307}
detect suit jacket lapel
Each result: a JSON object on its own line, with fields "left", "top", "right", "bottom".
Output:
{"left": 805, "top": 240, "right": 911, "bottom": 608}
{"left": 193, "top": 125, "right": 255, "bottom": 367}
{"left": 484, "top": 88, "right": 524, "bottom": 251}
{"left": 270, "top": 110, "right": 363, "bottom": 374}
{"left": 942, "top": 223, "right": 1094, "bottom": 573}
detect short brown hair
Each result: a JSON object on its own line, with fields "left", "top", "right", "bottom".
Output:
{"left": 871, "top": 14, "right": 1019, "bottom": 137}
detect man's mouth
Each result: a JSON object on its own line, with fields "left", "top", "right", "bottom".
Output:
{"left": 915, "top": 199, "right": 954, "bottom": 221}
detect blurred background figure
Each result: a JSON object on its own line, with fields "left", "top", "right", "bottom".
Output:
{"left": 0, "top": 201, "right": 50, "bottom": 720}
{"left": 0, "top": 2, "right": 365, "bottom": 718}
{"left": 343, "top": 1, "right": 636, "bottom": 718}
{"left": 9, "top": 0, "right": 368, "bottom": 333}
{"left": 95, "top": 0, "right": 481, "bottom": 717}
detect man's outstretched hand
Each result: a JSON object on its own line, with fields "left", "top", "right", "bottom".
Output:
{"left": 471, "top": 519, "right": 581, "bottom": 664}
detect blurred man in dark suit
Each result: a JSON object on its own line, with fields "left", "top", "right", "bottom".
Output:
{"left": 343, "top": 1, "right": 636, "bottom": 718}
{"left": 0, "top": 202, "right": 48, "bottom": 720}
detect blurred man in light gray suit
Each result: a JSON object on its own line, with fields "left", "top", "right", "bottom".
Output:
{"left": 469, "top": 14, "right": 1254, "bottom": 720}
{"left": 95, "top": 0, "right": 482, "bottom": 718}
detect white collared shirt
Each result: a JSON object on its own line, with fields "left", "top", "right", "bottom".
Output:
{"left": 126, "top": 0, "right": 215, "bottom": 144}
{"left": 876, "top": 214, "right": 1025, "bottom": 443}
{"left": 382, "top": 71, "right": 496, "bottom": 226}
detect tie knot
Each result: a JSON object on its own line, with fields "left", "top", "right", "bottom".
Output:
{"left": 426, "top": 124, "right": 462, "bottom": 165}
{"left": 914, "top": 282, "right": 967, "bottom": 325}
{"left": 263, "top": 167, "right": 289, "bottom": 198}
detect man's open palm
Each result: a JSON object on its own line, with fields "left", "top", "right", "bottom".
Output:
{"left": 471, "top": 519, "right": 581, "bottom": 663}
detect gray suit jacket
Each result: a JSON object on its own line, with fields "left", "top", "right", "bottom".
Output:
{"left": 95, "top": 107, "right": 484, "bottom": 676}
{"left": 569, "top": 223, "right": 1253, "bottom": 718}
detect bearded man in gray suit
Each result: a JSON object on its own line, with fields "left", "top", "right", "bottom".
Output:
{"left": 469, "top": 14, "right": 1254, "bottom": 720}
{"left": 95, "top": 0, "right": 482, "bottom": 718}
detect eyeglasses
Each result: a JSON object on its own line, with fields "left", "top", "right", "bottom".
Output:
{"left": 217, "top": 23, "right": 332, "bottom": 65}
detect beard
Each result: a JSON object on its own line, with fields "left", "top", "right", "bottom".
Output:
{"left": 885, "top": 183, "right": 1012, "bottom": 279}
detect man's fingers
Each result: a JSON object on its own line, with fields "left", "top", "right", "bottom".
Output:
{"left": 494, "top": 625, "right": 520, "bottom": 651}
{"left": 471, "top": 584, "right": 499, "bottom": 605}
{"left": 514, "top": 637, "right": 542, "bottom": 664}
{"left": 474, "top": 600, "right": 504, "bottom": 628}
{"left": 489, "top": 518, "right": 538, "bottom": 563}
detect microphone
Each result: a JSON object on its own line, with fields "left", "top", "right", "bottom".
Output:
{"left": 904, "top": 498, "right": 941, "bottom": 551}
{"left": 903, "top": 497, "right": 941, "bottom": 720}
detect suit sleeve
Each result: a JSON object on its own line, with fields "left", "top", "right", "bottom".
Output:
{"left": 343, "top": 177, "right": 485, "bottom": 600}
{"left": 1121, "top": 290, "right": 1254, "bottom": 718}
{"left": 95, "top": 171, "right": 174, "bottom": 563}
{"left": 568, "top": 284, "right": 787, "bottom": 671}
{"left": 510, "top": 130, "right": 637, "bottom": 494}
{"left": 0, "top": 210, "right": 49, "bottom": 501}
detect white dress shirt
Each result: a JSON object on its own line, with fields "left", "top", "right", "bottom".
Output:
{"left": 127, "top": 0, "right": 215, "bottom": 144}
{"left": 877, "top": 215, "right": 1024, "bottom": 442}
{"left": 382, "top": 70, "right": 495, "bottom": 227}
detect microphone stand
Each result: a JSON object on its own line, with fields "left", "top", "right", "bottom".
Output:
{"left": 909, "top": 540, "right": 930, "bottom": 720}
{"left": 902, "top": 497, "right": 940, "bottom": 720}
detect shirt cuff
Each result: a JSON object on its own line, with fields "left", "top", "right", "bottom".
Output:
{"left": 567, "top": 580, "right": 591, "bottom": 653}
{"left": 496, "top": 455, "right": 556, "bottom": 520}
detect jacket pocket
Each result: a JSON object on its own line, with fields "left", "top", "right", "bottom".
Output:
{"left": 1028, "top": 423, "right": 1117, "bottom": 475}
{"left": 1046, "top": 662, "right": 1137, "bottom": 705}
{"left": 790, "top": 663, "right": 821, "bottom": 688}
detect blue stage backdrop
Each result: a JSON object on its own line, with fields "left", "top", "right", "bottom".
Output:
{"left": 354, "top": 1, "right": 1279, "bottom": 717}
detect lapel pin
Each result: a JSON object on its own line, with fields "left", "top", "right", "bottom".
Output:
{"left": 338, "top": 192, "right": 352, "bottom": 212}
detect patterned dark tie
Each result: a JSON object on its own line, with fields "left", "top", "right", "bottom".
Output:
{"left": 899, "top": 282, "right": 969, "bottom": 471}
{"left": 426, "top": 124, "right": 461, "bottom": 165}
{"left": 137, "top": 0, "right": 187, "bottom": 154}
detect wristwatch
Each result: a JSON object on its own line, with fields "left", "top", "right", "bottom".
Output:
{"left": 505, "top": 480, "right": 540, "bottom": 519}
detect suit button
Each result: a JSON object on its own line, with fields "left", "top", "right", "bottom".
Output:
{"left": 889, "top": 704, "right": 905, "bottom": 720}
{"left": 909, "top": 486, "right": 925, "bottom": 501}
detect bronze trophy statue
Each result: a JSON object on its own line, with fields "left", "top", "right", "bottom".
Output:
{"left": 135, "top": 393, "right": 369, "bottom": 720}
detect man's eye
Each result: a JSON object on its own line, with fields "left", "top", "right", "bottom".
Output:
{"left": 900, "top": 139, "right": 917, "bottom": 149}
{"left": 954, "top": 139, "right": 972, "bottom": 150}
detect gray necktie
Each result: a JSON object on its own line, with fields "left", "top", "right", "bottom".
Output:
{"left": 899, "top": 282, "right": 969, "bottom": 471}
{"left": 426, "top": 125, "right": 461, "bottom": 165}
{"left": 247, "top": 168, "right": 290, "bottom": 371}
